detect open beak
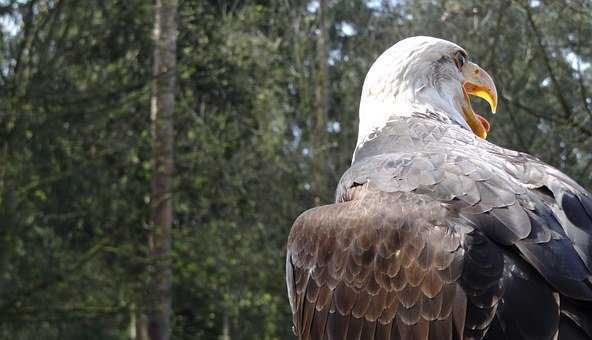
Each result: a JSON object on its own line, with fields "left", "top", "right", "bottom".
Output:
{"left": 460, "top": 61, "right": 497, "bottom": 139}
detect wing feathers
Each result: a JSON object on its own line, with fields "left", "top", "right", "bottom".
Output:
{"left": 287, "top": 192, "right": 467, "bottom": 339}
{"left": 291, "top": 115, "right": 592, "bottom": 337}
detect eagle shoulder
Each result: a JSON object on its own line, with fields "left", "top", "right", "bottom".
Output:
{"left": 286, "top": 190, "right": 504, "bottom": 340}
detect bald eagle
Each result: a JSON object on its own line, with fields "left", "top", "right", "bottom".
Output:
{"left": 285, "top": 36, "right": 592, "bottom": 340}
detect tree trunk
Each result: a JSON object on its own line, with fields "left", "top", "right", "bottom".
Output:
{"left": 312, "top": 0, "right": 330, "bottom": 204}
{"left": 148, "top": 0, "right": 177, "bottom": 339}
{"left": 131, "top": 303, "right": 149, "bottom": 340}
{"left": 221, "top": 312, "right": 231, "bottom": 340}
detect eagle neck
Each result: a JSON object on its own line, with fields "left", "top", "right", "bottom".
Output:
{"left": 356, "top": 76, "right": 468, "bottom": 154}
{"left": 355, "top": 95, "right": 465, "bottom": 154}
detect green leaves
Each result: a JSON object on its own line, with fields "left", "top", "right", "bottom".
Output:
{"left": 0, "top": 0, "right": 591, "bottom": 339}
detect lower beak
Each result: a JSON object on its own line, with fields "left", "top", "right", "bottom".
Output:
{"left": 460, "top": 61, "right": 497, "bottom": 139}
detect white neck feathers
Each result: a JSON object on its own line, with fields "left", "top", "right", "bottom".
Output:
{"left": 355, "top": 37, "right": 468, "bottom": 149}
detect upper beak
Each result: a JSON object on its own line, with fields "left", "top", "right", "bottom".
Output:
{"left": 460, "top": 61, "right": 497, "bottom": 139}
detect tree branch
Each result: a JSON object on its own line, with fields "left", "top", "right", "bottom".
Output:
{"left": 0, "top": 236, "right": 112, "bottom": 313}
{"left": 518, "top": 0, "right": 574, "bottom": 119}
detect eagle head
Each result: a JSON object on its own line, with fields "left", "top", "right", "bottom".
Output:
{"left": 357, "top": 36, "right": 497, "bottom": 146}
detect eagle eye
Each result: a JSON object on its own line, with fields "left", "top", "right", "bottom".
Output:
{"left": 454, "top": 51, "right": 467, "bottom": 70}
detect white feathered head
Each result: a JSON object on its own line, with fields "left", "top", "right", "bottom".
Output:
{"left": 357, "top": 36, "right": 497, "bottom": 146}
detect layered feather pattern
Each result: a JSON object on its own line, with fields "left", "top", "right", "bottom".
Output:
{"left": 286, "top": 116, "right": 592, "bottom": 339}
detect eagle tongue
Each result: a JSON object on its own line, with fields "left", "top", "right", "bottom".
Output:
{"left": 476, "top": 114, "right": 491, "bottom": 132}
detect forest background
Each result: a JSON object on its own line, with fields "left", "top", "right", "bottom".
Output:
{"left": 1, "top": 0, "right": 591, "bottom": 339}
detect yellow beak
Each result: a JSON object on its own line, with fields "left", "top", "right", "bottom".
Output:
{"left": 460, "top": 61, "right": 497, "bottom": 139}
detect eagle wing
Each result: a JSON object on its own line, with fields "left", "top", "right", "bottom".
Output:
{"left": 287, "top": 190, "right": 508, "bottom": 340}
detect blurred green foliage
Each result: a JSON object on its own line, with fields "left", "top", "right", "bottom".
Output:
{"left": 0, "top": 0, "right": 591, "bottom": 339}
